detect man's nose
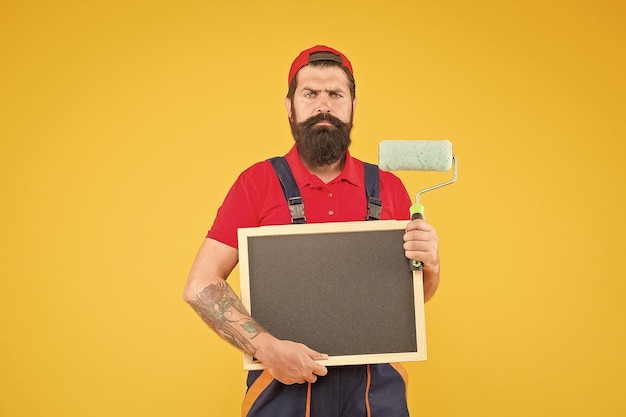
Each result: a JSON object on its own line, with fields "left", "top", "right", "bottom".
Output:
{"left": 317, "top": 96, "right": 332, "bottom": 113}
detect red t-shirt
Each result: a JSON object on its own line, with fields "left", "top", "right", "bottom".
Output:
{"left": 208, "top": 145, "right": 412, "bottom": 248}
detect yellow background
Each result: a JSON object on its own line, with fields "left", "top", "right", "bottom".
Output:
{"left": 2, "top": 0, "right": 625, "bottom": 416}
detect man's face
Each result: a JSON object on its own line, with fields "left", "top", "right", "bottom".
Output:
{"left": 286, "top": 65, "right": 356, "bottom": 168}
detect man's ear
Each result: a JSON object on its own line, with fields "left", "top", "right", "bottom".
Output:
{"left": 352, "top": 97, "right": 357, "bottom": 112}
{"left": 285, "top": 97, "right": 293, "bottom": 120}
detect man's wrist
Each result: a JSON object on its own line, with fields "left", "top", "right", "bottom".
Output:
{"left": 249, "top": 332, "right": 276, "bottom": 362}
{"left": 423, "top": 261, "right": 440, "bottom": 275}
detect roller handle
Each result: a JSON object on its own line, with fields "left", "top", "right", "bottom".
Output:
{"left": 409, "top": 203, "right": 425, "bottom": 271}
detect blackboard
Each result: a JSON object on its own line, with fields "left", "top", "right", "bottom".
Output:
{"left": 238, "top": 220, "right": 426, "bottom": 369}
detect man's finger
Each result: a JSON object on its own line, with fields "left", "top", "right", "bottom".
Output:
{"left": 306, "top": 374, "right": 318, "bottom": 383}
{"left": 312, "top": 361, "right": 328, "bottom": 377}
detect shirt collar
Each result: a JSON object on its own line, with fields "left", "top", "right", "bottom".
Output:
{"left": 284, "top": 144, "right": 362, "bottom": 188}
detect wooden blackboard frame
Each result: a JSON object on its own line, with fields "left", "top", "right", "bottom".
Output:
{"left": 238, "top": 220, "right": 426, "bottom": 370}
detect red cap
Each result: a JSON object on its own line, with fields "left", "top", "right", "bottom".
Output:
{"left": 287, "top": 45, "right": 354, "bottom": 86}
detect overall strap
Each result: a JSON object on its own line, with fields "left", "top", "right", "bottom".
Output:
{"left": 363, "top": 162, "right": 382, "bottom": 221}
{"left": 269, "top": 157, "right": 306, "bottom": 224}
{"left": 269, "top": 157, "right": 382, "bottom": 223}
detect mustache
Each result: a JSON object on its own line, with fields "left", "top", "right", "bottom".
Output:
{"left": 299, "top": 113, "right": 347, "bottom": 130}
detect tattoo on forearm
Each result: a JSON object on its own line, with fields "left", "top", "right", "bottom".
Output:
{"left": 188, "top": 282, "right": 265, "bottom": 354}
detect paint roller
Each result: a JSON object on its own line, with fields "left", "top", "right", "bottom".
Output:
{"left": 379, "top": 140, "right": 457, "bottom": 270}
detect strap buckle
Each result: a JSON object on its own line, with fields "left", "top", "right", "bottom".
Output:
{"left": 288, "top": 197, "right": 306, "bottom": 224}
{"left": 367, "top": 197, "right": 382, "bottom": 220}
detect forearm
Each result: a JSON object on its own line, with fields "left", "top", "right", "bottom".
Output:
{"left": 422, "top": 262, "right": 440, "bottom": 302}
{"left": 186, "top": 280, "right": 266, "bottom": 356}
{"left": 186, "top": 279, "right": 328, "bottom": 384}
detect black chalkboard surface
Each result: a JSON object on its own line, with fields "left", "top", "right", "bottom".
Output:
{"left": 238, "top": 220, "right": 426, "bottom": 369}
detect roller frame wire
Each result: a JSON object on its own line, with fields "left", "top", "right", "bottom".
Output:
{"left": 410, "top": 155, "right": 457, "bottom": 271}
{"left": 415, "top": 155, "right": 458, "bottom": 204}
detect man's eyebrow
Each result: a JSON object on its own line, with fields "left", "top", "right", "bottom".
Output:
{"left": 301, "top": 86, "right": 346, "bottom": 93}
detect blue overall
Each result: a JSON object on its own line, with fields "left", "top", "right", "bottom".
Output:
{"left": 243, "top": 364, "right": 410, "bottom": 417}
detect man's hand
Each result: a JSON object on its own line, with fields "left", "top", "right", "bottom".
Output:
{"left": 404, "top": 218, "right": 441, "bottom": 301}
{"left": 254, "top": 333, "right": 328, "bottom": 385}
{"left": 403, "top": 218, "right": 439, "bottom": 270}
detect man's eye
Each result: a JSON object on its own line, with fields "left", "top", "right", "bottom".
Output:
{"left": 304, "top": 92, "right": 315, "bottom": 98}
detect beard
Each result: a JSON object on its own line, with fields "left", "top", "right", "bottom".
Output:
{"left": 289, "top": 112, "right": 353, "bottom": 168}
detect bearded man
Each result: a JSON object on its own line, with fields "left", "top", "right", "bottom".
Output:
{"left": 183, "top": 45, "right": 441, "bottom": 417}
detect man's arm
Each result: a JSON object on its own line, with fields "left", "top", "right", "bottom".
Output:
{"left": 403, "top": 218, "right": 441, "bottom": 302}
{"left": 183, "top": 238, "right": 328, "bottom": 384}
